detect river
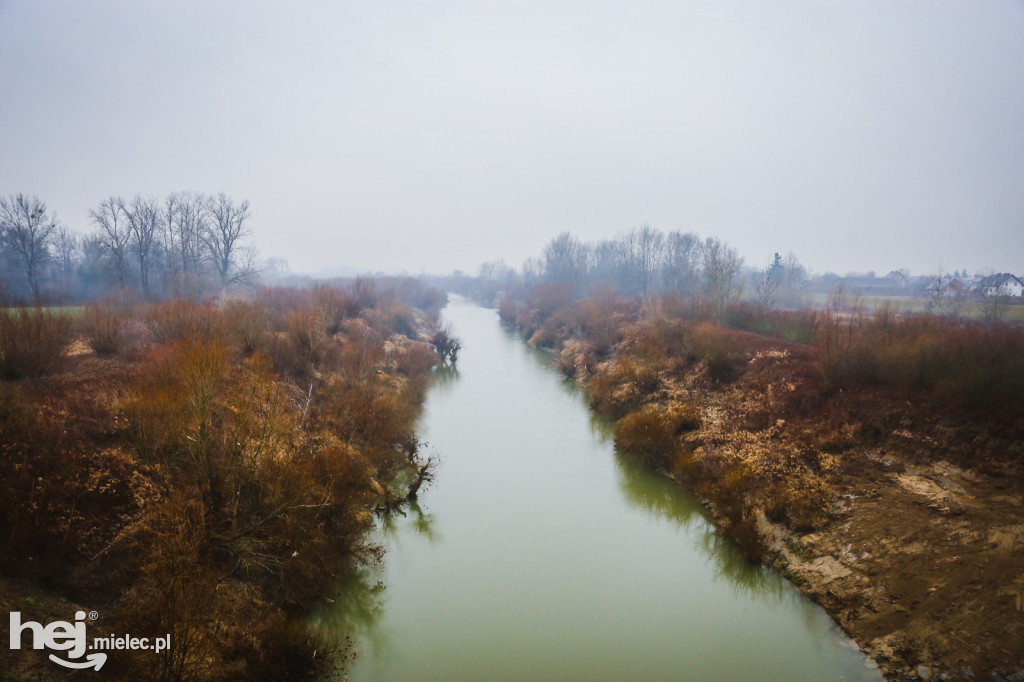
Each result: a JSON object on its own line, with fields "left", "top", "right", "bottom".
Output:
{"left": 312, "top": 295, "right": 882, "bottom": 681}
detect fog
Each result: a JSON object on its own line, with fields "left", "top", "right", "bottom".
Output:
{"left": 1, "top": 1, "right": 1022, "bottom": 277}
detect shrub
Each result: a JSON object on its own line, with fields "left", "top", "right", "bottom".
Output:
{"left": 395, "top": 340, "right": 440, "bottom": 392}
{"left": 763, "top": 474, "right": 832, "bottom": 532}
{"left": 0, "top": 307, "right": 73, "bottom": 379}
{"left": 815, "top": 307, "right": 1024, "bottom": 416}
{"left": 690, "top": 322, "right": 747, "bottom": 382}
{"left": 223, "top": 299, "right": 270, "bottom": 355}
{"left": 286, "top": 309, "right": 328, "bottom": 368}
{"left": 613, "top": 402, "right": 700, "bottom": 468}
{"left": 82, "top": 299, "right": 127, "bottom": 354}
{"left": 431, "top": 322, "right": 462, "bottom": 364}
{"left": 587, "top": 358, "right": 662, "bottom": 418}
{"left": 146, "top": 299, "right": 223, "bottom": 345}
{"left": 313, "top": 284, "right": 358, "bottom": 334}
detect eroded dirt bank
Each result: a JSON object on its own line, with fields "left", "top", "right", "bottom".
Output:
{"left": 759, "top": 455, "right": 1024, "bottom": 680}
{"left": 628, "top": 353, "right": 1022, "bottom": 680}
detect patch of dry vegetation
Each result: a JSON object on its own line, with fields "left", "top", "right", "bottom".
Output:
{"left": 0, "top": 307, "right": 74, "bottom": 379}
{"left": 0, "top": 279, "right": 450, "bottom": 681}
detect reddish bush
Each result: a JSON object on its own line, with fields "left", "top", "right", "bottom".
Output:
{"left": 690, "top": 322, "right": 747, "bottom": 382}
{"left": 0, "top": 307, "right": 73, "bottom": 378}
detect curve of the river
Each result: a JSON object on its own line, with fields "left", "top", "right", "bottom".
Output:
{"left": 312, "top": 296, "right": 882, "bottom": 681}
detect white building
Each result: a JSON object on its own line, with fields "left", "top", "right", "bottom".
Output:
{"left": 978, "top": 273, "right": 1024, "bottom": 297}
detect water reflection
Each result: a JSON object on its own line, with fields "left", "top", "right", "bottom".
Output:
{"left": 610, "top": 450, "right": 785, "bottom": 600}
{"left": 379, "top": 500, "right": 440, "bottom": 545}
{"left": 309, "top": 562, "right": 388, "bottom": 658}
{"left": 428, "top": 363, "right": 461, "bottom": 393}
{"left": 544, "top": 347, "right": 821, "bottom": 614}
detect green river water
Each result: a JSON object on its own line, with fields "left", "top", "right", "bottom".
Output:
{"left": 312, "top": 296, "right": 882, "bottom": 681}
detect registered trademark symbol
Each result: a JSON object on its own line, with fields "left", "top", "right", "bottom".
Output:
{"left": 89, "top": 611, "right": 99, "bottom": 621}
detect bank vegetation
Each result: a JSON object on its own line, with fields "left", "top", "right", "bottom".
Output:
{"left": 0, "top": 278, "right": 452, "bottom": 681}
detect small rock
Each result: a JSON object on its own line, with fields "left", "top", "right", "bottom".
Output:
{"left": 1008, "top": 671, "right": 1024, "bottom": 682}
{"left": 962, "top": 669, "right": 974, "bottom": 681}
{"left": 917, "top": 666, "right": 931, "bottom": 681}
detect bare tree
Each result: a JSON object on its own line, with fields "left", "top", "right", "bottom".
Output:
{"left": 77, "top": 233, "right": 109, "bottom": 297}
{"left": 588, "top": 238, "right": 625, "bottom": 290}
{"left": 622, "top": 224, "right": 664, "bottom": 296}
{"left": 204, "top": 193, "right": 254, "bottom": 288}
{"left": 89, "top": 196, "right": 132, "bottom": 289}
{"left": 164, "top": 192, "right": 210, "bottom": 296}
{"left": 123, "top": 195, "right": 163, "bottom": 298}
{"left": 702, "top": 237, "right": 744, "bottom": 319}
{"left": 661, "top": 230, "right": 702, "bottom": 295}
{"left": 0, "top": 194, "right": 59, "bottom": 301}
{"left": 543, "top": 231, "right": 587, "bottom": 287}
{"left": 51, "top": 226, "right": 80, "bottom": 295}
{"left": 52, "top": 226, "right": 78, "bottom": 274}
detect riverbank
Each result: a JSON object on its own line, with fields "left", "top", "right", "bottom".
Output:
{"left": 0, "top": 281, "right": 448, "bottom": 681}
{"left": 662, "top": 352, "right": 1024, "bottom": 680}
{"left": 500, "top": 292, "right": 1024, "bottom": 680}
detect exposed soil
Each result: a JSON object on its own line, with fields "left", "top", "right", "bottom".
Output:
{"left": 758, "top": 455, "right": 1024, "bottom": 680}
{"left": 659, "top": 341, "right": 1024, "bottom": 680}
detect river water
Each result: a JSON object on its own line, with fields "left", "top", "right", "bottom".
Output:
{"left": 313, "top": 296, "right": 882, "bottom": 681}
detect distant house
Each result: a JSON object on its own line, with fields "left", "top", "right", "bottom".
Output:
{"left": 940, "top": 279, "right": 964, "bottom": 298}
{"left": 978, "top": 273, "right": 1024, "bottom": 297}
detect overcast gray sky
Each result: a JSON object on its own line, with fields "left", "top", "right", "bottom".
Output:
{"left": 1, "top": 1, "right": 1022, "bottom": 277}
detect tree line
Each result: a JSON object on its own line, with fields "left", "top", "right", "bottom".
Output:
{"left": 0, "top": 192, "right": 257, "bottom": 303}
{"left": 476, "top": 225, "right": 807, "bottom": 315}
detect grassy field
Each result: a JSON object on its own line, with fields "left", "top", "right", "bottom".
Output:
{"left": 3, "top": 305, "right": 84, "bottom": 316}
{"left": 802, "top": 293, "right": 1024, "bottom": 321}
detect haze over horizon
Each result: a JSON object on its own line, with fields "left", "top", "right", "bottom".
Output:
{"left": 2, "top": 1, "right": 1023, "bottom": 278}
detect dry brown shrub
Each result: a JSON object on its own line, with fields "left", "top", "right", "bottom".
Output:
{"left": 497, "top": 293, "right": 522, "bottom": 327}
{"left": 396, "top": 339, "right": 440, "bottom": 390}
{"left": 557, "top": 339, "right": 585, "bottom": 378}
{"left": 613, "top": 402, "right": 700, "bottom": 468}
{"left": 145, "top": 299, "right": 224, "bottom": 345}
{"left": 81, "top": 299, "right": 128, "bottom": 354}
{"left": 0, "top": 382, "right": 147, "bottom": 583}
{"left": 314, "top": 283, "right": 358, "bottom": 334}
{"left": 816, "top": 309, "right": 1024, "bottom": 417}
{"left": 223, "top": 298, "right": 270, "bottom": 355}
{"left": 337, "top": 318, "right": 386, "bottom": 374}
{"left": 706, "top": 465, "right": 765, "bottom": 561}
{"left": 623, "top": 313, "right": 690, "bottom": 370}
{"left": 0, "top": 307, "right": 73, "bottom": 379}
{"left": 762, "top": 474, "right": 833, "bottom": 532}
{"left": 377, "top": 297, "right": 418, "bottom": 337}
{"left": 286, "top": 308, "right": 328, "bottom": 367}
{"left": 690, "top": 321, "right": 747, "bottom": 382}
{"left": 586, "top": 357, "right": 662, "bottom": 418}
